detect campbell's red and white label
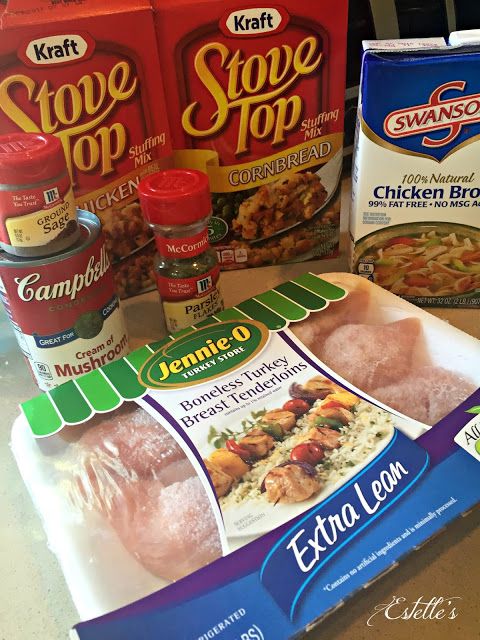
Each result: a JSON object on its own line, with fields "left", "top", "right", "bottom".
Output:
{"left": 155, "top": 228, "right": 210, "bottom": 259}
{"left": 0, "top": 229, "right": 129, "bottom": 390}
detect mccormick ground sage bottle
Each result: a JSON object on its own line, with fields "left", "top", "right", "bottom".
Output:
{"left": 138, "top": 169, "right": 224, "bottom": 332}
{"left": 0, "top": 132, "right": 79, "bottom": 257}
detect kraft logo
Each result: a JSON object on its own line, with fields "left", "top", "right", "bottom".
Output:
{"left": 220, "top": 6, "right": 289, "bottom": 37}
{"left": 21, "top": 33, "right": 94, "bottom": 67}
{"left": 383, "top": 81, "right": 480, "bottom": 148}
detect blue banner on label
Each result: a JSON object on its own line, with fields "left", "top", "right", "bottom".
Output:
{"left": 101, "top": 295, "right": 120, "bottom": 321}
{"left": 33, "top": 295, "right": 119, "bottom": 348}
{"left": 260, "top": 430, "right": 429, "bottom": 619}
{"left": 72, "top": 447, "right": 480, "bottom": 640}
{"left": 33, "top": 327, "right": 77, "bottom": 348}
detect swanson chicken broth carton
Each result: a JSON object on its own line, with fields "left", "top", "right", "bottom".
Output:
{"left": 351, "top": 37, "right": 480, "bottom": 308}
{"left": 11, "top": 272, "right": 480, "bottom": 639}
{"left": 0, "top": 0, "right": 172, "bottom": 299}
{"left": 153, "top": 0, "right": 347, "bottom": 270}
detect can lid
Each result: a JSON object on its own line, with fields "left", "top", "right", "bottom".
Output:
{"left": 0, "top": 132, "right": 67, "bottom": 185}
{"left": 138, "top": 169, "right": 211, "bottom": 226}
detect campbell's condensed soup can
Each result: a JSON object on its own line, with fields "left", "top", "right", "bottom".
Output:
{"left": 0, "top": 132, "right": 79, "bottom": 258}
{"left": 0, "top": 210, "right": 129, "bottom": 390}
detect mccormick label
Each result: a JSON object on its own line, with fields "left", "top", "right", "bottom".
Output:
{"left": 153, "top": 0, "right": 347, "bottom": 269}
{"left": 0, "top": 132, "right": 79, "bottom": 257}
{"left": 350, "top": 39, "right": 480, "bottom": 307}
{"left": 157, "top": 263, "right": 224, "bottom": 333}
{"left": 0, "top": 0, "right": 172, "bottom": 296}
{"left": 155, "top": 229, "right": 210, "bottom": 259}
{"left": 0, "top": 212, "right": 129, "bottom": 390}
{"left": 1, "top": 175, "right": 76, "bottom": 251}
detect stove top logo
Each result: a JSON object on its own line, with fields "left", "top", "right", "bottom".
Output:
{"left": 383, "top": 81, "right": 480, "bottom": 148}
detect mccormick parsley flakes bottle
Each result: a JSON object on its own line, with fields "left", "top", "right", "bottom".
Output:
{"left": 138, "top": 169, "right": 224, "bottom": 332}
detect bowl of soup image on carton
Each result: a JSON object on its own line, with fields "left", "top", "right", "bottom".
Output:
{"left": 354, "top": 221, "right": 480, "bottom": 307}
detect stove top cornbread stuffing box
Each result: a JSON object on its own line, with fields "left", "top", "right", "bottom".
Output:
{"left": 153, "top": 0, "right": 348, "bottom": 270}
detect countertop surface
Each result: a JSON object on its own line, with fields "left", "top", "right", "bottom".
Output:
{"left": 1, "top": 195, "right": 479, "bottom": 639}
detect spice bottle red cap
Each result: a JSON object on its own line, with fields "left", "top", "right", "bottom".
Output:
{"left": 0, "top": 132, "right": 67, "bottom": 185}
{"left": 138, "top": 169, "right": 212, "bottom": 225}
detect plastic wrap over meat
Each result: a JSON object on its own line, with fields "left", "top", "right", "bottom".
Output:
{"left": 291, "top": 273, "right": 477, "bottom": 426}
{"left": 291, "top": 272, "right": 371, "bottom": 352}
{"left": 321, "top": 318, "right": 421, "bottom": 392}
{"left": 69, "top": 406, "right": 222, "bottom": 582}
{"left": 373, "top": 366, "right": 477, "bottom": 426}
{"left": 109, "top": 477, "right": 222, "bottom": 581}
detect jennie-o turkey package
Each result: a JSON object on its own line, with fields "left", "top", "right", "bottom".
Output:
{"left": 11, "top": 273, "right": 480, "bottom": 639}
{"left": 0, "top": 0, "right": 172, "bottom": 298}
{"left": 153, "top": 1, "right": 348, "bottom": 269}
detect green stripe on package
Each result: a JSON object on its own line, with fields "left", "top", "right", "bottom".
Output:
{"left": 21, "top": 273, "right": 342, "bottom": 436}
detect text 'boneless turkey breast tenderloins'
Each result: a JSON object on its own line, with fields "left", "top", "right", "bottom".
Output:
{"left": 11, "top": 272, "right": 480, "bottom": 639}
